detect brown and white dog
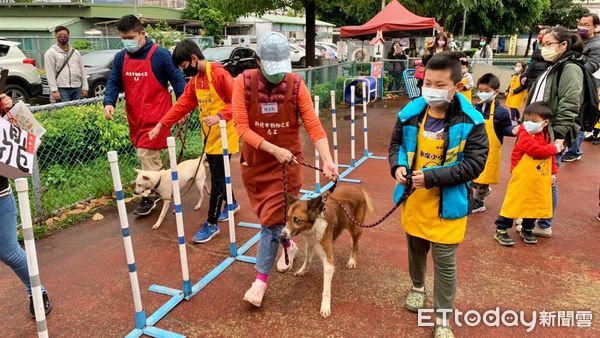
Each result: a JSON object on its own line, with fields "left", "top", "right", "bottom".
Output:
{"left": 134, "top": 157, "right": 207, "bottom": 229}
{"left": 282, "top": 185, "right": 373, "bottom": 318}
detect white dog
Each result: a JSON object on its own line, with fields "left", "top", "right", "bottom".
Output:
{"left": 134, "top": 158, "right": 207, "bottom": 229}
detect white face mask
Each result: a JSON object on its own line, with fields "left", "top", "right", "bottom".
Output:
{"left": 422, "top": 87, "right": 450, "bottom": 107}
{"left": 514, "top": 67, "right": 522, "bottom": 73}
{"left": 523, "top": 120, "right": 545, "bottom": 134}
{"left": 477, "top": 91, "right": 495, "bottom": 102}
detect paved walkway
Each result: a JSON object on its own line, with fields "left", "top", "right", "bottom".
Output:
{"left": 1, "top": 99, "right": 599, "bottom": 337}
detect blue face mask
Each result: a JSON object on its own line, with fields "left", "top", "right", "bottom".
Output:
{"left": 523, "top": 120, "right": 545, "bottom": 134}
{"left": 122, "top": 38, "right": 141, "bottom": 53}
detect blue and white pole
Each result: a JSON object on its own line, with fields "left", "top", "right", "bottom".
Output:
{"left": 350, "top": 85, "right": 356, "bottom": 167}
{"left": 15, "top": 178, "right": 49, "bottom": 338}
{"left": 166, "top": 137, "right": 192, "bottom": 297}
{"left": 219, "top": 119, "right": 237, "bottom": 257}
{"left": 314, "top": 95, "right": 321, "bottom": 193}
{"left": 108, "top": 151, "right": 147, "bottom": 331}
{"left": 362, "top": 83, "right": 369, "bottom": 156}
{"left": 330, "top": 90, "right": 339, "bottom": 168}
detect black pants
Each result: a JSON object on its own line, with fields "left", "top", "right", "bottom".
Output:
{"left": 495, "top": 216, "right": 535, "bottom": 231}
{"left": 206, "top": 154, "right": 235, "bottom": 224}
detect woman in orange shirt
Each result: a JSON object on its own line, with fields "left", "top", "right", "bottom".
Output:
{"left": 232, "top": 32, "right": 338, "bottom": 307}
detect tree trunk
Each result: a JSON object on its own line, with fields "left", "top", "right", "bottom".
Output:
{"left": 305, "top": 0, "right": 316, "bottom": 67}
{"left": 524, "top": 29, "right": 533, "bottom": 57}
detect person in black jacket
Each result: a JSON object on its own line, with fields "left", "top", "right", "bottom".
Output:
{"left": 522, "top": 26, "right": 551, "bottom": 91}
{"left": 386, "top": 42, "right": 407, "bottom": 92}
{"left": 388, "top": 52, "right": 488, "bottom": 338}
{"left": 0, "top": 93, "right": 52, "bottom": 318}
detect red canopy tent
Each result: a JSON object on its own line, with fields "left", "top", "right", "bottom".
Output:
{"left": 340, "top": 0, "right": 439, "bottom": 38}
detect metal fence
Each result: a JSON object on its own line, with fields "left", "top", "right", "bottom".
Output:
{"left": 25, "top": 96, "right": 203, "bottom": 221}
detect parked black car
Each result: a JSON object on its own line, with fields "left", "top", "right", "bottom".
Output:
{"left": 201, "top": 46, "right": 258, "bottom": 77}
{"left": 41, "top": 49, "right": 119, "bottom": 98}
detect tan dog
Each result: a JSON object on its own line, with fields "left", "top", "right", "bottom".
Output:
{"left": 134, "top": 158, "right": 207, "bottom": 229}
{"left": 282, "top": 185, "right": 373, "bottom": 318}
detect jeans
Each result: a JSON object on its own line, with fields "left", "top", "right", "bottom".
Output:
{"left": 206, "top": 154, "right": 235, "bottom": 224}
{"left": 407, "top": 234, "right": 458, "bottom": 317}
{"left": 496, "top": 216, "right": 535, "bottom": 230}
{"left": 537, "top": 154, "right": 561, "bottom": 228}
{"left": 0, "top": 194, "right": 32, "bottom": 294}
{"left": 58, "top": 87, "right": 82, "bottom": 102}
{"left": 255, "top": 225, "right": 283, "bottom": 275}
{"left": 565, "top": 130, "right": 584, "bottom": 157}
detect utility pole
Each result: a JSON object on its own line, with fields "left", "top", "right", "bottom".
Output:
{"left": 381, "top": 0, "right": 386, "bottom": 11}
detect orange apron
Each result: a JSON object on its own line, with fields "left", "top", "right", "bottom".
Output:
{"left": 460, "top": 77, "right": 472, "bottom": 103}
{"left": 196, "top": 62, "right": 239, "bottom": 155}
{"left": 401, "top": 112, "right": 468, "bottom": 244}
{"left": 473, "top": 100, "right": 501, "bottom": 185}
{"left": 240, "top": 71, "right": 302, "bottom": 226}
{"left": 499, "top": 153, "right": 553, "bottom": 219}
{"left": 505, "top": 75, "right": 527, "bottom": 109}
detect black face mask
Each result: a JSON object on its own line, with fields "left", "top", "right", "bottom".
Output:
{"left": 183, "top": 62, "right": 198, "bottom": 77}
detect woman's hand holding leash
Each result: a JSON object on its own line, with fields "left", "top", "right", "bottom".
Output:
{"left": 321, "top": 160, "right": 339, "bottom": 180}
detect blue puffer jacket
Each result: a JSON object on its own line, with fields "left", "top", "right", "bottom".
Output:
{"left": 388, "top": 93, "right": 489, "bottom": 219}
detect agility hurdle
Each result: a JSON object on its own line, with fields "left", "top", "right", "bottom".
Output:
{"left": 357, "top": 83, "right": 387, "bottom": 164}
{"left": 185, "top": 119, "right": 261, "bottom": 297}
{"left": 15, "top": 178, "right": 49, "bottom": 338}
{"left": 108, "top": 151, "right": 185, "bottom": 338}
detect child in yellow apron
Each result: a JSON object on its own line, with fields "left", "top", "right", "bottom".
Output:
{"left": 505, "top": 61, "right": 528, "bottom": 122}
{"left": 494, "top": 102, "right": 561, "bottom": 246}
{"left": 150, "top": 40, "right": 240, "bottom": 243}
{"left": 459, "top": 58, "right": 473, "bottom": 103}
{"left": 472, "top": 73, "right": 515, "bottom": 213}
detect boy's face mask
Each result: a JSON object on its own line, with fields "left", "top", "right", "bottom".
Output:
{"left": 422, "top": 87, "right": 452, "bottom": 107}
{"left": 477, "top": 91, "right": 495, "bottom": 102}
{"left": 523, "top": 120, "right": 547, "bottom": 134}
{"left": 514, "top": 66, "right": 523, "bottom": 73}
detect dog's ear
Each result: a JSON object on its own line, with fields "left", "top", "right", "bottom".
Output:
{"left": 134, "top": 168, "right": 141, "bottom": 174}
{"left": 142, "top": 175, "right": 150, "bottom": 181}
{"left": 306, "top": 196, "right": 324, "bottom": 222}
{"left": 285, "top": 192, "right": 298, "bottom": 205}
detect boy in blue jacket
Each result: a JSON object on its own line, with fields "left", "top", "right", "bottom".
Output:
{"left": 388, "top": 52, "right": 488, "bottom": 338}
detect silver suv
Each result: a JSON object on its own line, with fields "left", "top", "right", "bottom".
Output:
{"left": 0, "top": 39, "right": 42, "bottom": 103}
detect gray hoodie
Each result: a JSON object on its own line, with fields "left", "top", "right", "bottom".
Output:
{"left": 44, "top": 44, "right": 88, "bottom": 92}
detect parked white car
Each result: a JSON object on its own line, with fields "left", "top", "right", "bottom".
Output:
{"left": 0, "top": 39, "right": 42, "bottom": 103}
{"left": 289, "top": 44, "right": 307, "bottom": 68}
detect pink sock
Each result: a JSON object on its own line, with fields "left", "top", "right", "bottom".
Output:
{"left": 256, "top": 273, "right": 269, "bottom": 283}
{"left": 284, "top": 239, "right": 292, "bottom": 248}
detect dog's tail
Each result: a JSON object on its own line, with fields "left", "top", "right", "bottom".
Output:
{"left": 360, "top": 187, "right": 374, "bottom": 220}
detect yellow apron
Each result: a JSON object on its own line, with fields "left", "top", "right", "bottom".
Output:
{"left": 499, "top": 153, "right": 552, "bottom": 219}
{"left": 460, "top": 77, "right": 472, "bottom": 103}
{"left": 401, "top": 112, "right": 468, "bottom": 244}
{"left": 505, "top": 75, "right": 527, "bottom": 109}
{"left": 473, "top": 100, "right": 501, "bottom": 185}
{"left": 196, "top": 62, "right": 239, "bottom": 155}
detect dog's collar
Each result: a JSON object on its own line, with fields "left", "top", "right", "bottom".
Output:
{"left": 153, "top": 177, "right": 161, "bottom": 191}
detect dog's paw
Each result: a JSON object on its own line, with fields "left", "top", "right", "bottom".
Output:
{"left": 320, "top": 303, "right": 331, "bottom": 318}
{"left": 152, "top": 223, "right": 161, "bottom": 230}
{"left": 294, "top": 268, "right": 308, "bottom": 277}
{"left": 346, "top": 258, "right": 357, "bottom": 270}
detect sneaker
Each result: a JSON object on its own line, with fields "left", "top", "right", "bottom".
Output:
{"left": 276, "top": 240, "right": 298, "bottom": 272}
{"left": 404, "top": 288, "right": 426, "bottom": 313}
{"left": 494, "top": 230, "right": 514, "bottom": 246}
{"left": 243, "top": 279, "right": 267, "bottom": 307}
{"left": 520, "top": 230, "right": 538, "bottom": 244}
{"left": 592, "top": 138, "right": 600, "bottom": 145}
{"left": 597, "top": 212, "right": 600, "bottom": 222}
{"left": 29, "top": 291, "right": 52, "bottom": 318}
{"left": 433, "top": 325, "right": 455, "bottom": 338}
{"left": 134, "top": 196, "right": 159, "bottom": 216}
{"left": 562, "top": 153, "right": 582, "bottom": 162}
{"left": 470, "top": 199, "right": 486, "bottom": 214}
{"left": 218, "top": 202, "right": 240, "bottom": 222}
{"left": 532, "top": 225, "right": 552, "bottom": 238}
{"left": 192, "top": 222, "right": 220, "bottom": 243}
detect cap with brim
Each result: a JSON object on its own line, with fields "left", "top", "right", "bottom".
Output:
{"left": 257, "top": 32, "right": 292, "bottom": 76}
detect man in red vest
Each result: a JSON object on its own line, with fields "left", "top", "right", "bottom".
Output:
{"left": 103, "top": 15, "right": 186, "bottom": 216}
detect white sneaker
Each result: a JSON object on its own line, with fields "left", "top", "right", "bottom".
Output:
{"left": 276, "top": 240, "right": 298, "bottom": 272}
{"left": 243, "top": 280, "right": 267, "bottom": 307}
{"left": 532, "top": 225, "right": 552, "bottom": 238}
